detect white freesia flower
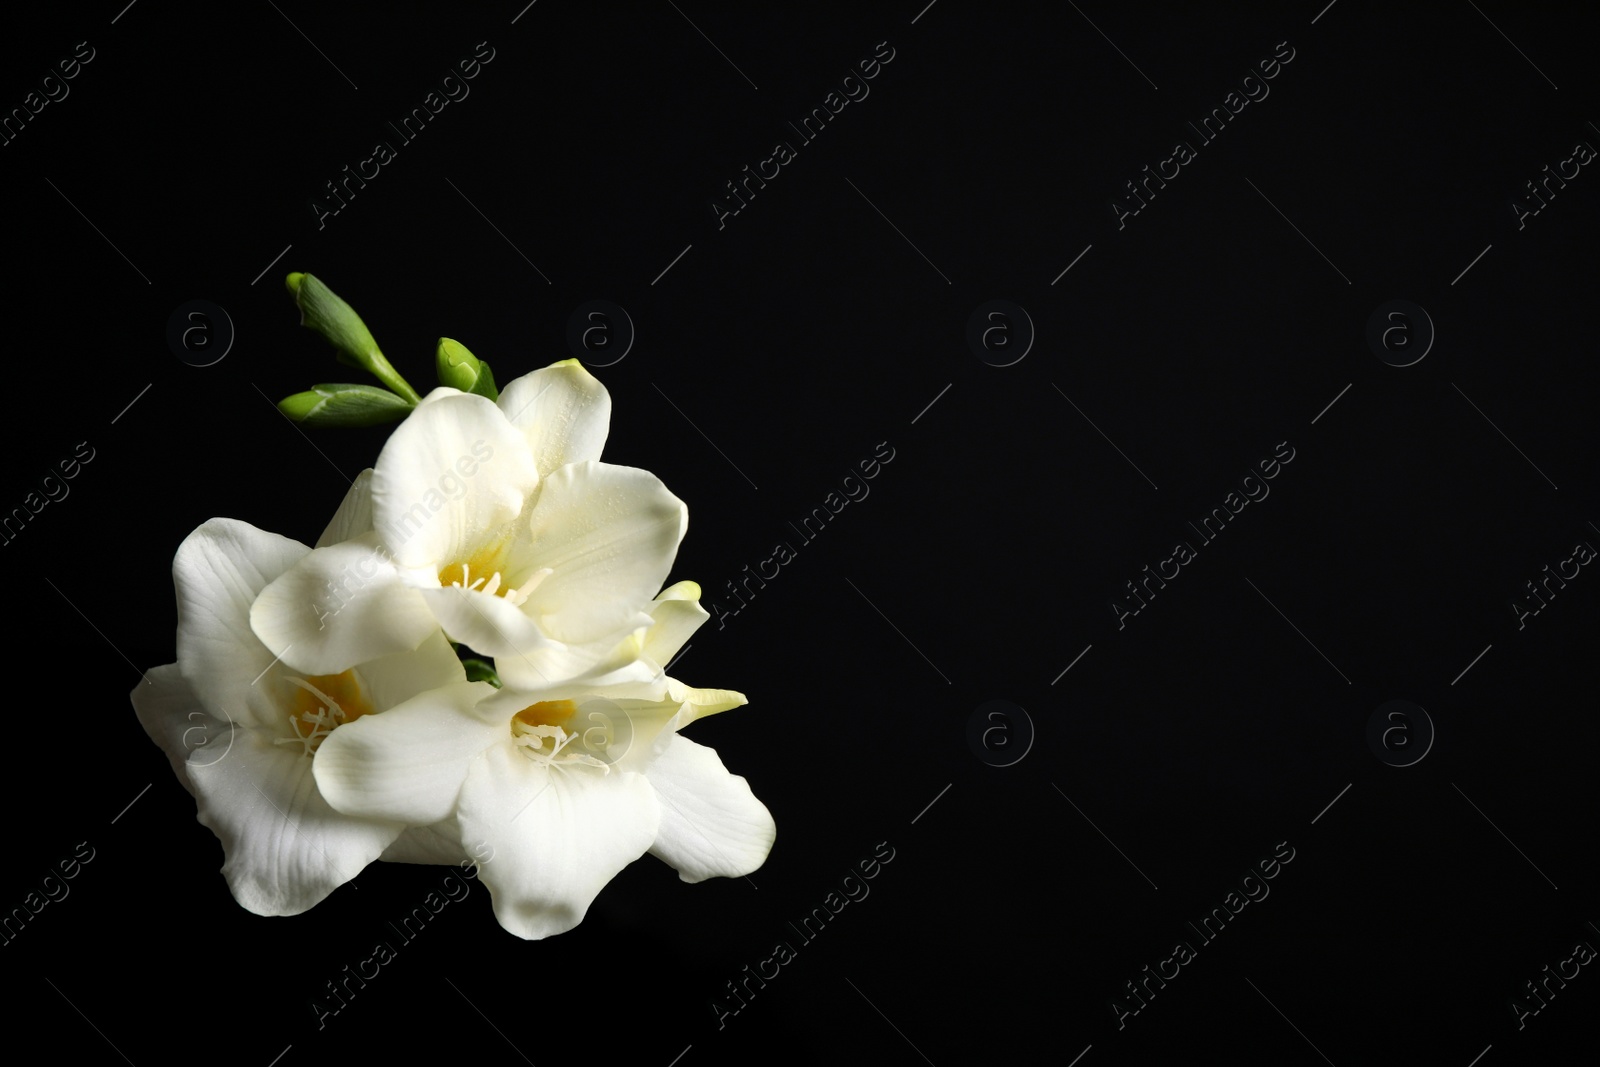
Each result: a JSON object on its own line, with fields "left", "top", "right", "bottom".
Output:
{"left": 310, "top": 581, "right": 776, "bottom": 939}
{"left": 250, "top": 359, "right": 686, "bottom": 690}
{"left": 131, "top": 517, "right": 468, "bottom": 916}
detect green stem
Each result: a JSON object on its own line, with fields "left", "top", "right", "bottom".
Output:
{"left": 363, "top": 351, "right": 422, "bottom": 405}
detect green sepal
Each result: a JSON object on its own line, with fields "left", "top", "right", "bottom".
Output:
{"left": 277, "top": 383, "right": 413, "bottom": 427}
{"left": 459, "top": 657, "right": 502, "bottom": 687}
{"left": 469, "top": 359, "right": 498, "bottom": 400}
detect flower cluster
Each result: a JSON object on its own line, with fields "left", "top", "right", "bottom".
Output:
{"left": 133, "top": 346, "right": 774, "bottom": 939}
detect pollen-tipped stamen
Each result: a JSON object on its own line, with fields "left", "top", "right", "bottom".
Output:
{"left": 274, "top": 673, "right": 371, "bottom": 757}
{"left": 443, "top": 562, "right": 551, "bottom": 608}
{"left": 510, "top": 700, "right": 608, "bottom": 772}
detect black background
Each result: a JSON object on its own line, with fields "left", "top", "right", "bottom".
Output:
{"left": 2, "top": 2, "right": 1596, "bottom": 1065}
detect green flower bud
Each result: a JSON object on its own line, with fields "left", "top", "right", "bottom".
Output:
{"left": 435, "top": 337, "right": 499, "bottom": 400}
{"left": 277, "top": 383, "right": 414, "bottom": 427}
{"left": 286, "top": 272, "right": 422, "bottom": 405}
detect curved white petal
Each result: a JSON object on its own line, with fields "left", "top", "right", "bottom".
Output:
{"left": 380, "top": 821, "right": 470, "bottom": 866}
{"left": 417, "top": 386, "right": 466, "bottom": 406}
{"left": 473, "top": 686, "right": 681, "bottom": 774}
{"left": 496, "top": 629, "right": 661, "bottom": 693}
{"left": 456, "top": 746, "right": 659, "bottom": 939}
{"left": 370, "top": 393, "right": 538, "bottom": 570}
{"left": 316, "top": 468, "right": 376, "bottom": 548}
{"left": 664, "top": 681, "right": 749, "bottom": 728}
{"left": 641, "top": 581, "right": 709, "bottom": 667}
{"left": 188, "top": 727, "right": 402, "bottom": 916}
{"left": 314, "top": 681, "right": 501, "bottom": 825}
{"left": 250, "top": 534, "right": 439, "bottom": 675}
{"left": 646, "top": 735, "right": 774, "bottom": 883}
{"left": 417, "top": 584, "right": 651, "bottom": 691}
{"left": 496, "top": 360, "right": 611, "bottom": 477}
{"left": 520, "top": 462, "right": 687, "bottom": 646}
{"left": 603, "top": 684, "right": 749, "bottom": 772}
{"left": 417, "top": 582, "right": 563, "bottom": 672}
{"left": 174, "top": 518, "right": 309, "bottom": 729}
{"left": 354, "top": 630, "right": 467, "bottom": 711}
{"left": 130, "top": 664, "right": 202, "bottom": 797}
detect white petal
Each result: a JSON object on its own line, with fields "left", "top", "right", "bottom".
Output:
{"left": 353, "top": 630, "right": 467, "bottom": 711}
{"left": 130, "top": 664, "right": 202, "bottom": 797}
{"left": 418, "top": 584, "right": 652, "bottom": 691}
{"left": 250, "top": 534, "right": 439, "bottom": 675}
{"left": 646, "top": 735, "right": 774, "bottom": 883}
{"left": 370, "top": 393, "right": 539, "bottom": 570}
{"left": 174, "top": 518, "right": 308, "bottom": 729}
{"left": 380, "top": 822, "right": 471, "bottom": 866}
{"left": 497, "top": 628, "right": 661, "bottom": 693}
{"left": 316, "top": 468, "right": 376, "bottom": 547}
{"left": 187, "top": 728, "right": 402, "bottom": 916}
{"left": 641, "top": 581, "right": 709, "bottom": 667}
{"left": 417, "top": 386, "right": 466, "bottom": 406}
{"left": 456, "top": 746, "right": 659, "bottom": 939}
{"left": 520, "top": 462, "right": 688, "bottom": 646}
{"left": 314, "top": 681, "right": 501, "bottom": 825}
{"left": 417, "top": 583, "right": 564, "bottom": 674}
{"left": 496, "top": 360, "right": 612, "bottom": 477}
{"left": 472, "top": 685, "right": 674, "bottom": 775}
{"left": 609, "top": 684, "right": 749, "bottom": 771}
{"left": 664, "top": 681, "right": 749, "bottom": 728}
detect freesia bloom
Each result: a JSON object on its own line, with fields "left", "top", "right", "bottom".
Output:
{"left": 132, "top": 518, "right": 469, "bottom": 915}
{"left": 310, "top": 581, "right": 775, "bottom": 938}
{"left": 250, "top": 360, "right": 688, "bottom": 691}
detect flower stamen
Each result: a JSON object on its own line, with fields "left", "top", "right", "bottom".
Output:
{"left": 274, "top": 672, "right": 373, "bottom": 757}
{"left": 511, "top": 700, "right": 608, "bottom": 772}
{"left": 443, "top": 561, "right": 549, "bottom": 608}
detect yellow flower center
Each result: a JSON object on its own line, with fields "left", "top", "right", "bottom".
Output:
{"left": 438, "top": 541, "right": 550, "bottom": 608}
{"left": 275, "top": 671, "right": 375, "bottom": 757}
{"left": 509, "top": 699, "right": 608, "bottom": 771}
{"left": 514, "top": 700, "right": 578, "bottom": 729}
